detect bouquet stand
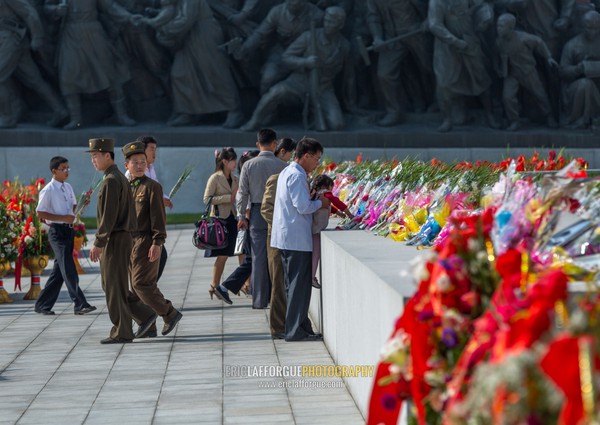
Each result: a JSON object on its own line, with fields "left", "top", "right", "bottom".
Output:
{"left": 0, "top": 258, "right": 13, "bottom": 303}
{"left": 23, "top": 255, "right": 49, "bottom": 300}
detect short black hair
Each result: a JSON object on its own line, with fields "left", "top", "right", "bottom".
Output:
{"left": 275, "top": 137, "right": 297, "bottom": 156}
{"left": 257, "top": 128, "right": 277, "bottom": 146}
{"left": 50, "top": 156, "right": 68, "bottom": 171}
{"left": 136, "top": 135, "right": 158, "bottom": 148}
{"left": 295, "top": 137, "right": 323, "bottom": 159}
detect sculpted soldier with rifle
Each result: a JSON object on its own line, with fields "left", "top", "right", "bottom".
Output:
{"left": 239, "top": 6, "right": 349, "bottom": 132}
{"left": 0, "top": 0, "right": 68, "bottom": 129}
{"left": 233, "top": 0, "right": 323, "bottom": 95}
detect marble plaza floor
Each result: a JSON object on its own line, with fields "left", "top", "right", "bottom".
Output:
{"left": 0, "top": 227, "right": 364, "bottom": 425}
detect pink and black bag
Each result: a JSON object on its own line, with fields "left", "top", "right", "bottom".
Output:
{"left": 192, "top": 196, "right": 229, "bottom": 250}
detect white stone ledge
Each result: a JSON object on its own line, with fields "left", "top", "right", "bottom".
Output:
{"left": 309, "top": 227, "right": 420, "bottom": 418}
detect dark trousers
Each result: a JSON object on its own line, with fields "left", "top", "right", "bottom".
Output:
{"left": 157, "top": 246, "right": 168, "bottom": 282}
{"left": 101, "top": 232, "right": 153, "bottom": 340}
{"left": 222, "top": 231, "right": 252, "bottom": 294}
{"left": 280, "top": 249, "right": 314, "bottom": 341}
{"left": 250, "top": 204, "right": 271, "bottom": 308}
{"left": 36, "top": 224, "right": 89, "bottom": 312}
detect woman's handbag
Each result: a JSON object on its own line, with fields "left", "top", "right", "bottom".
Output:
{"left": 193, "top": 196, "right": 229, "bottom": 250}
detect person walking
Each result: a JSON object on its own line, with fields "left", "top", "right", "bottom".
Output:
{"left": 123, "top": 141, "right": 183, "bottom": 338}
{"left": 212, "top": 150, "right": 259, "bottom": 304}
{"left": 271, "top": 137, "right": 330, "bottom": 341}
{"left": 34, "top": 156, "right": 96, "bottom": 315}
{"left": 203, "top": 148, "right": 242, "bottom": 301}
{"left": 234, "top": 128, "right": 286, "bottom": 309}
{"left": 125, "top": 135, "right": 171, "bottom": 281}
{"left": 87, "top": 138, "right": 156, "bottom": 344}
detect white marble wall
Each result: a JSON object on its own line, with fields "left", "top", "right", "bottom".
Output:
{"left": 309, "top": 228, "right": 420, "bottom": 419}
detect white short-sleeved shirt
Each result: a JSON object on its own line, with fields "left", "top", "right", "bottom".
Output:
{"left": 36, "top": 178, "right": 76, "bottom": 223}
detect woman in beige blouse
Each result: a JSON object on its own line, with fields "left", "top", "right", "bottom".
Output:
{"left": 203, "top": 147, "right": 241, "bottom": 298}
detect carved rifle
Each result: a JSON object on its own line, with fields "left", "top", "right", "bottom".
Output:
{"left": 303, "top": 20, "right": 327, "bottom": 131}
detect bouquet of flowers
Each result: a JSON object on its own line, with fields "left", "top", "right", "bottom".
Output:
{"left": 20, "top": 214, "right": 52, "bottom": 259}
{"left": 0, "top": 199, "right": 21, "bottom": 262}
{"left": 74, "top": 178, "right": 102, "bottom": 218}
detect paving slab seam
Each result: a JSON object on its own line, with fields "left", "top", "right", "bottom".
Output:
{"left": 12, "top": 304, "right": 108, "bottom": 425}
{"left": 0, "top": 276, "right": 102, "bottom": 375}
{"left": 80, "top": 344, "right": 129, "bottom": 425}
{"left": 266, "top": 315, "right": 298, "bottom": 425}
{"left": 150, "top": 230, "right": 195, "bottom": 425}
{"left": 0, "top": 273, "right": 99, "bottom": 334}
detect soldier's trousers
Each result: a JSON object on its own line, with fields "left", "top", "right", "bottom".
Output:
{"left": 100, "top": 232, "right": 139, "bottom": 340}
{"left": 267, "top": 230, "right": 286, "bottom": 335}
{"left": 129, "top": 234, "right": 176, "bottom": 322}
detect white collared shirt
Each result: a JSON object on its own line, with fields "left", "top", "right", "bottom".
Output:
{"left": 36, "top": 178, "right": 76, "bottom": 223}
{"left": 271, "top": 162, "right": 322, "bottom": 252}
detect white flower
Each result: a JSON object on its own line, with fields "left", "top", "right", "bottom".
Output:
{"left": 476, "top": 251, "right": 487, "bottom": 262}
{"left": 24, "top": 235, "right": 33, "bottom": 244}
{"left": 436, "top": 273, "right": 452, "bottom": 292}
{"left": 467, "top": 238, "right": 481, "bottom": 251}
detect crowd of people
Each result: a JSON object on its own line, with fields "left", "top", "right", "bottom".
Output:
{"left": 206, "top": 128, "right": 352, "bottom": 341}
{"left": 33, "top": 128, "right": 351, "bottom": 343}
{"left": 1, "top": 0, "right": 599, "bottom": 131}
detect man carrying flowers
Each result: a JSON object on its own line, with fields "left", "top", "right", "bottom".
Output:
{"left": 35, "top": 156, "right": 96, "bottom": 315}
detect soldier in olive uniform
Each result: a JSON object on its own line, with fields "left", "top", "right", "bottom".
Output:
{"left": 122, "top": 141, "right": 182, "bottom": 338}
{"left": 88, "top": 138, "right": 156, "bottom": 344}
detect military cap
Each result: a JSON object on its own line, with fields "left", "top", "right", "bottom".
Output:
{"left": 86, "top": 138, "right": 115, "bottom": 153}
{"left": 122, "top": 141, "right": 146, "bottom": 159}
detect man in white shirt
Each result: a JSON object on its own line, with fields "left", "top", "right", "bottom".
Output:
{"left": 271, "top": 138, "right": 330, "bottom": 341}
{"left": 35, "top": 156, "right": 96, "bottom": 315}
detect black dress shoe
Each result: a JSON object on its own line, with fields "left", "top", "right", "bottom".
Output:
{"left": 135, "top": 313, "right": 158, "bottom": 338}
{"left": 162, "top": 311, "right": 183, "bottom": 336}
{"left": 74, "top": 306, "right": 97, "bottom": 315}
{"left": 137, "top": 330, "right": 158, "bottom": 338}
{"left": 100, "top": 337, "right": 132, "bottom": 344}
{"left": 285, "top": 333, "right": 323, "bottom": 342}
{"left": 271, "top": 333, "right": 285, "bottom": 340}
{"left": 35, "top": 309, "right": 55, "bottom": 315}
{"left": 213, "top": 286, "right": 233, "bottom": 305}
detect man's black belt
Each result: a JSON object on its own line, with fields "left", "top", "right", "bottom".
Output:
{"left": 51, "top": 222, "right": 73, "bottom": 228}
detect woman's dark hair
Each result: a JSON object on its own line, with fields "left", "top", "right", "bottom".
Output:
{"left": 215, "top": 147, "right": 237, "bottom": 172}
{"left": 50, "top": 156, "right": 68, "bottom": 172}
{"left": 275, "top": 137, "right": 297, "bottom": 157}
{"left": 311, "top": 174, "right": 334, "bottom": 192}
{"left": 295, "top": 137, "right": 323, "bottom": 159}
{"left": 238, "top": 149, "right": 260, "bottom": 173}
